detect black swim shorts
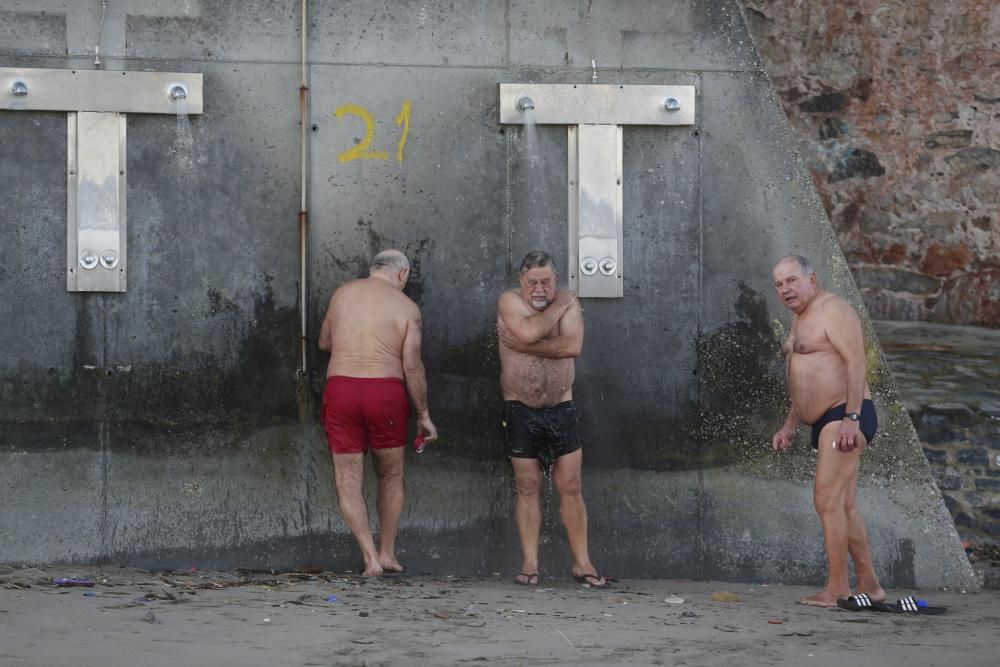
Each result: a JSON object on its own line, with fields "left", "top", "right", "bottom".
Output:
{"left": 504, "top": 400, "right": 581, "bottom": 469}
{"left": 810, "top": 399, "right": 878, "bottom": 450}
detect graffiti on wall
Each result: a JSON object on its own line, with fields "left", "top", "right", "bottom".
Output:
{"left": 334, "top": 99, "right": 411, "bottom": 164}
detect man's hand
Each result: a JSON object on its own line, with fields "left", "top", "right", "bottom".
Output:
{"left": 498, "top": 320, "right": 529, "bottom": 352}
{"left": 772, "top": 424, "right": 796, "bottom": 452}
{"left": 837, "top": 419, "right": 860, "bottom": 453}
{"left": 418, "top": 413, "right": 438, "bottom": 444}
{"left": 552, "top": 289, "right": 578, "bottom": 309}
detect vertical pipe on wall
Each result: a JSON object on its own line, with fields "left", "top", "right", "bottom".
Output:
{"left": 298, "top": 0, "right": 310, "bottom": 377}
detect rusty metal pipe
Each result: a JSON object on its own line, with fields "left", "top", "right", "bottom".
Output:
{"left": 298, "top": 0, "right": 310, "bottom": 377}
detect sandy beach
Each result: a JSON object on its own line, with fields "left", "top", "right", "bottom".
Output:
{"left": 1, "top": 566, "right": 997, "bottom": 666}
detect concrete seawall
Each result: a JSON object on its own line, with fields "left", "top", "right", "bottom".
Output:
{"left": 0, "top": 0, "right": 976, "bottom": 589}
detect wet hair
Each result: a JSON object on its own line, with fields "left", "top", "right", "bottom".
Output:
{"left": 518, "top": 250, "right": 556, "bottom": 274}
{"left": 371, "top": 249, "right": 409, "bottom": 273}
{"left": 775, "top": 254, "right": 815, "bottom": 276}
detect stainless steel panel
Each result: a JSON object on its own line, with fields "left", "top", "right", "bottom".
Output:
{"left": 500, "top": 83, "right": 695, "bottom": 126}
{"left": 67, "top": 112, "right": 127, "bottom": 292}
{"left": 568, "top": 124, "right": 623, "bottom": 298}
{"left": 2, "top": 68, "right": 203, "bottom": 115}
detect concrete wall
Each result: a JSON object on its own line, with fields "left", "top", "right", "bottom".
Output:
{"left": 0, "top": 0, "right": 976, "bottom": 588}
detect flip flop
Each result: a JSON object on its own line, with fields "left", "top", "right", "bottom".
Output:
{"left": 514, "top": 572, "right": 539, "bottom": 586}
{"left": 836, "top": 594, "right": 893, "bottom": 612}
{"left": 573, "top": 573, "right": 609, "bottom": 589}
{"left": 884, "top": 596, "right": 948, "bottom": 615}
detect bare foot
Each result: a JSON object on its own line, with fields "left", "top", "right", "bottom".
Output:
{"left": 798, "top": 590, "right": 844, "bottom": 607}
{"left": 855, "top": 586, "right": 886, "bottom": 603}
{"left": 379, "top": 555, "right": 404, "bottom": 574}
{"left": 514, "top": 572, "right": 539, "bottom": 586}
{"left": 361, "top": 559, "right": 384, "bottom": 577}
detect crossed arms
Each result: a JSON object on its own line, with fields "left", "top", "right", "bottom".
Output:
{"left": 496, "top": 290, "right": 583, "bottom": 359}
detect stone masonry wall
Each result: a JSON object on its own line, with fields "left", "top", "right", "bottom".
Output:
{"left": 743, "top": 1, "right": 1000, "bottom": 327}
{"left": 875, "top": 321, "right": 1000, "bottom": 545}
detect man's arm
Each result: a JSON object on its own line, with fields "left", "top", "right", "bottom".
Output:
{"left": 825, "top": 299, "right": 867, "bottom": 451}
{"left": 825, "top": 299, "right": 867, "bottom": 414}
{"left": 318, "top": 293, "right": 337, "bottom": 352}
{"left": 772, "top": 406, "right": 799, "bottom": 452}
{"left": 401, "top": 309, "right": 438, "bottom": 442}
{"left": 497, "top": 290, "right": 575, "bottom": 344}
{"left": 499, "top": 301, "right": 583, "bottom": 358}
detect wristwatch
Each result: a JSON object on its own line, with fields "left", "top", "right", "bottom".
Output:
{"left": 845, "top": 412, "right": 861, "bottom": 422}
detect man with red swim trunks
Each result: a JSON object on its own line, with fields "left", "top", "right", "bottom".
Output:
{"left": 318, "top": 249, "right": 438, "bottom": 576}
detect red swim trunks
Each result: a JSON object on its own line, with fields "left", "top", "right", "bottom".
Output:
{"left": 321, "top": 376, "right": 410, "bottom": 455}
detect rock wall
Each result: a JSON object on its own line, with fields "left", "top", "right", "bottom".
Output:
{"left": 743, "top": 1, "right": 1000, "bottom": 327}
{"left": 875, "top": 321, "right": 1000, "bottom": 545}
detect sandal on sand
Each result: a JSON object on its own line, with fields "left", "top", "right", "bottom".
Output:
{"left": 573, "top": 573, "right": 609, "bottom": 589}
{"left": 884, "top": 596, "right": 947, "bottom": 615}
{"left": 514, "top": 572, "right": 539, "bottom": 586}
{"left": 836, "top": 594, "right": 892, "bottom": 612}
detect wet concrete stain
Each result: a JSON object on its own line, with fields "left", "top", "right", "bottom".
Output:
{"left": 205, "top": 286, "right": 242, "bottom": 316}
{"left": 695, "top": 283, "right": 786, "bottom": 468}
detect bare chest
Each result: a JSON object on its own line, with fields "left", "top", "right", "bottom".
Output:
{"left": 787, "top": 318, "right": 832, "bottom": 355}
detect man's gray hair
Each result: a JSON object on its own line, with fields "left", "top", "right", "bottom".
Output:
{"left": 775, "top": 254, "right": 815, "bottom": 276}
{"left": 371, "top": 249, "right": 410, "bottom": 272}
{"left": 518, "top": 250, "right": 556, "bottom": 273}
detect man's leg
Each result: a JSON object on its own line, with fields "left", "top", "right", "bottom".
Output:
{"left": 801, "top": 420, "right": 861, "bottom": 606}
{"left": 552, "top": 450, "right": 605, "bottom": 586}
{"left": 371, "top": 446, "right": 406, "bottom": 573}
{"left": 332, "top": 452, "right": 383, "bottom": 576}
{"left": 511, "top": 457, "right": 543, "bottom": 583}
{"left": 844, "top": 440, "right": 885, "bottom": 601}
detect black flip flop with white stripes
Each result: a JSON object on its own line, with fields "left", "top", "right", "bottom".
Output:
{"left": 836, "top": 593, "right": 892, "bottom": 612}
{"left": 885, "top": 595, "right": 948, "bottom": 615}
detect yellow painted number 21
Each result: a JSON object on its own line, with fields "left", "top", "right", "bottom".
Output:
{"left": 335, "top": 99, "right": 411, "bottom": 165}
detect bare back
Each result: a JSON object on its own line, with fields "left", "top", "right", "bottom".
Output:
{"left": 784, "top": 291, "right": 871, "bottom": 424}
{"left": 321, "top": 278, "right": 417, "bottom": 379}
{"left": 498, "top": 290, "right": 575, "bottom": 407}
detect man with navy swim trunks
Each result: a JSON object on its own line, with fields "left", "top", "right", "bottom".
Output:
{"left": 770, "top": 255, "right": 885, "bottom": 608}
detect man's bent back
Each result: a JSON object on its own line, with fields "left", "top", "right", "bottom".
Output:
{"left": 322, "top": 276, "right": 417, "bottom": 380}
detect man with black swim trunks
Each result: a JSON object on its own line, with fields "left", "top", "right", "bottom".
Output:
{"left": 496, "top": 251, "right": 606, "bottom": 589}
{"left": 770, "top": 255, "right": 885, "bottom": 608}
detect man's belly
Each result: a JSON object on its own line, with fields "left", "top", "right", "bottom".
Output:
{"left": 787, "top": 352, "right": 847, "bottom": 424}
{"left": 500, "top": 354, "right": 574, "bottom": 408}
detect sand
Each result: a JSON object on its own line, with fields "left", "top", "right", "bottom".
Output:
{"left": 1, "top": 566, "right": 997, "bottom": 666}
